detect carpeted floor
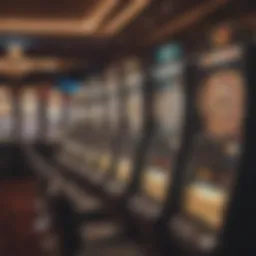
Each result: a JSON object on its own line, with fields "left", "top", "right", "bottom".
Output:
{"left": 0, "top": 179, "right": 42, "bottom": 256}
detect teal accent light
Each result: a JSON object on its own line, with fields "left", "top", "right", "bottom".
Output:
{"left": 155, "top": 43, "right": 182, "bottom": 63}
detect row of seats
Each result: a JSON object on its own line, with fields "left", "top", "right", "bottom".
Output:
{"left": 27, "top": 38, "right": 256, "bottom": 256}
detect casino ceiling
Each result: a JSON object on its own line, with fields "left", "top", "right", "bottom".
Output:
{"left": 0, "top": 0, "right": 254, "bottom": 78}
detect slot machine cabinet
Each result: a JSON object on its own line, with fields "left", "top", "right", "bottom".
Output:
{"left": 57, "top": 79, "right": 100, "bottom": 182}
{"left": 85, "top": 67, "right": 121, "bottom": 186}
{"left": 168, "top": 25, "right": 256, "bottom": 256}
{"left": 104, "top": 58, "right": 147, "bottom": 199}
{"left": 126, "top": 44, "right": 187, "bottom": 254}
{"left": 0, "top": 85, "right": 15, "bottom": 178}
{"left": 56, "top": 84, "right": 90, "bottom": 172}
{"left": 81, "top": 77, "right": 110, "bottom": 184}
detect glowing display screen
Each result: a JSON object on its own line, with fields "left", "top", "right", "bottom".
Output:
{"left": 0, "top": 86, "right": 13, "bottom": 140}
{"left": 46, "top": 89, "right": 63, "bottom": 141}
{"left": 20, "top": 87, "right": 39, "bottom": 140}
{"left": 106, "top": 69, "right": 120, "bottom": 131}
{"left": 68, "top": 86, "right": 88, "bottom": 127}
{"left": 124, "top": 59, "right": 144, "bottom": 134}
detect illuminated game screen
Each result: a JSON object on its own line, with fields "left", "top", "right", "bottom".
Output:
{"left": 20, "top": 87, "right": 39, "bottom": 141}
{"left": 125, "top": 61, "right": 144, "bottom": 134}
{"left": 142, "top": 59, "right": 185, "bottom": 202}
{"left": 106, "top": 69, "right": 120, "bottom": 131}
{"left": 182, "top": 46, "right": 245, "bottom": 231}
{"left": 90, "top": 79, "right": 105, "bottom": 128}
{"left": 0, "top": 86, "right": 13, "bottom": 141}
{"left": 68, "top": 86, "right": 87, "bottom": 128}
{"left": 46, "top": 88, "right": 63, "bottom": 141}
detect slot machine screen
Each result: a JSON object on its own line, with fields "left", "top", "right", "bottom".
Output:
{"left": 46, "top": 88, "right": 63, "bottom": 141}
{"left": 141, "top": 45, "right": 185, "bottom": 202}
{"left": 68, "top": 86, "right": 86, "bottom": 128}
{"left": 0, "top": 86, "right": 13, "bottom": 141}
{"left": 116, "top": 59, "right": 144, "bottom": 184}
{"left": 125, "top": 59, "right": 144, "bottom": 134}
{"left": 171, "top": 45, "right": 245, "bottom": 250}
{"left": 20, "top": 87, "right": 39, "bottom": 141}
{"left": 107, "top": 68, "right": 120, "bottom": 132}
{"left": 90, "top": 78, "right": 105, "bottom": 128}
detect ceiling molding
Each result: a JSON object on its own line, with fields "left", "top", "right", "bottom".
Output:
{"left": 82, "top": 0, "right": 119, "bottom": 31}
{"left": 0, "top": 18, "right": 108, "bottom": 36}
{"left": 101, "top": 0, "right": 151, "bottom": 35}
{"left": 0, "top": 0, "right": 118, "bottom": 36}
{"left": 146, "top": 0, "right": 230, "bottom": 45}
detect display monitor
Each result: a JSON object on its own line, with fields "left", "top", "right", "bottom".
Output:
{"left": 46, "top": 88, "right": 63, "bottom": 141}
{"left": 20, "top": 87, "right": 39, "bottom": 141}
{"left": 0, "top": 86, "right": 13, "bottom": 141}
{"left": 115, "top": 58, "right": 145, "bottom": 185}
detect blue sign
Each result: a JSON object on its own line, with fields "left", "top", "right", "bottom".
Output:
{"left": 57, "top": 78, "right": 81, "bottom": 94}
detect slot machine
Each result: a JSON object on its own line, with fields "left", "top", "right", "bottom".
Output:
{"left": 168, "top": 25, "right": 256, "bottom": 256}
{"left": 104, "top": 58, "right": 147, "bottom": 198}
{"left": 0, "top": 85, "right": 14, "bottom": 178}
{"left": 56, "top": 83, "right": 94, "bottom": 177}
{"left": 125, "top": 44, "right": 187, "bottom": 254}
{"left": 85, "top": 67, "right": 121, "bottom": 185}
{"left": 81, "top": 76, "right": 111, "bottom": 183}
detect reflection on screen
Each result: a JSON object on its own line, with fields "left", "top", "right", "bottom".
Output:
{"left": 21, "top": 87, "right": 39, "bottom": 140}
{"left": 0, "top": 86, "right": 12, "bottom": 140}
{"left": 183, "top": 69, "right": 245, "bottom": 230}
